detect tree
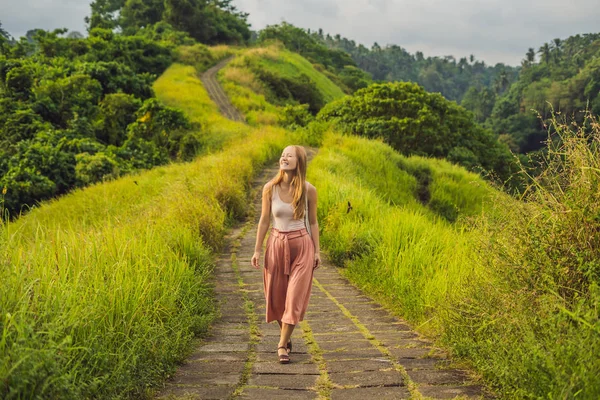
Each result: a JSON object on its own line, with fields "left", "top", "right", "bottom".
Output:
{"left": 493, "top": 70, "right": 509, "bottom": 94}
{"left": 0, "top": 21, "right": 9, "bottom": 40}
{"left": 0, "top": 22, "right": 10, "bottom": 54}
{"left": 522, "top": 47, "right": 536, "bottom": 68}
{"left": 526, "top": 47, "right": 536, "bottom": 64}
{"left": 461, "top": 86, "right": 496, "bottom": 122}
{"left": 538, "top": 43, "right": 551, "bottom": 64}
{"left": 552, "top": 38, "right": 562, "bottom": 57}
{"left": 120, "top": 0, "right": 164, "bottom": 32}
{"left": 86, "top": 0, "right": 126, "bottom": 30}
{"left": 33, "top": 74, "right": 103, "bottom": 127}
{"left": 317, "top": 82, "right": 515, "bottom": 181}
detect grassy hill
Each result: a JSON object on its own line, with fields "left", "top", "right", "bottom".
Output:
{"left": 218, "top": 44, "right": 346, "bottom": 126}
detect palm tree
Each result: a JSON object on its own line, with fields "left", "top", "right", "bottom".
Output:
{"left": 538, "top": 43, "right": 551, "bottom": 64}
{"left": 526, "top": 47, "right": 535, "bottom": 64}
{"left": 552, "top": 38, "right": 562, "bottom": 62}
{"left": 458, "top": 57, "right": 468, "bottom": 73}
{"left": 497, "top": 70, "right": 509, "bottom": 94}
{"left": 0, "top": 21, "right": 10, "bottom": 40}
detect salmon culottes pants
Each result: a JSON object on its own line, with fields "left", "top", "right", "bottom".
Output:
{"left": 263, "top": 228, "right": 315, "bottom": 325}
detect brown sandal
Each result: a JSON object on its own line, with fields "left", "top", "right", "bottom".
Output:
{"left": 278, "top": 346, "right": 290, "bottom": 364}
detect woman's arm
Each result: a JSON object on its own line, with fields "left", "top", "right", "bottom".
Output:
{"left": 307, "top": 184, "right": 321, "bottom": 269}
{"left": 251, "top": 183, "right": 272, "bottom": 269}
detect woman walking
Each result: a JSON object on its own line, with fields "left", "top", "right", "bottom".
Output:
{"left": 251, "top": 145, "right": 321, "bottom": 363}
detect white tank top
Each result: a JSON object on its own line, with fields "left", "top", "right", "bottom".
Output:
{"left": 271, "top": 184, "right": 307, "bottom": 232}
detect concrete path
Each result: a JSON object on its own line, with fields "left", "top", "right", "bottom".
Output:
{"left": 156, "top": 159, "right": 492, "bottom": 399}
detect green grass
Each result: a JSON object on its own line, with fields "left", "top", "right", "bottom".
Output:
{"left": 3, "top": 34, "right": 596, "bottom": 400}
{"left": 308, "top": 133, "right": 494, "bottom": 329}
{"left": 308, "top": 128, "right": 600, "bottom": 398}
{"left": 0, "top": 130, "right": 290, "bottom": 399}
{"left": 0, "top": 53, "right": 294, "bottom": 398}
{"left": 218, "top": 44, "right": 346, "bottom": 127}
{"left": 154, "top": 62, "right": 250, "bottom": 152}
{"left": 254, "top": 48, "right": 345, "bottom": 104}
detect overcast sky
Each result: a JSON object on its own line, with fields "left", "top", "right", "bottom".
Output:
{"left": 1, "top": 0, "right": 599, "bottom": 66}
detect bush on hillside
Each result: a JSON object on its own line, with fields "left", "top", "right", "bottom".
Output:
{"left": 255, "top": 69, "right": 325, "bottom": 114}
{"left": 176, "top": 43, "right": 216, "bottom": 72}
{"left": 258, "top": 22, "right": 354, "bottom": 71}
{"left": 317, "top": 82, "right": 516, "bottom": 182}
{"left": 0, "top": 28, "right": 199, "bottom": 217}
{"left": 338, "top": 65, "right": 372, "bottom": 92}
{"left": 280, "top": 104, "right": 314, "bottom": 129}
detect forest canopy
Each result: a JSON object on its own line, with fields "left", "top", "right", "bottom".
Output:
{"left": 88, "top": 0, "right": 251, "bottom": 45}
{"left": 0, "top": 27, "right": 198, "bottom": 217}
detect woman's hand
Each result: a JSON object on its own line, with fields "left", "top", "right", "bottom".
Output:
{"left": 251, "top": 251, "right": 261, "bottom": 269}
{"left": 314, "top": 253, "right": 321, "bottom": 270}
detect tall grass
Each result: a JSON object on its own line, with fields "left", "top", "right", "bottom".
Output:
{"left": 310, "top": 115, "right": 600, "bottom": 398}
{"left": 0, "top": 46, "right": 294, "bottom": 397}
{"left": 308, "top": 133, "right": 494, "bottom": 329}
{"left": 153, "top": 63, "right": 249, "bottom": 152}
{"left": 444, "top": 112, "right": 600, "bottom": 398}
{"left": 0, "top": 128, "right": 290, "bottom": 399}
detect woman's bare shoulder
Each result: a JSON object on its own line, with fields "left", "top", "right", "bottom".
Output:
{"left": 262, "top": 181, "right": 276, "bottom": 195}
{"left": 305, "top": 181, "right": 317, "bottom": 194}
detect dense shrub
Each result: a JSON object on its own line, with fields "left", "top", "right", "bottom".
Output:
{"left": 0, "top": 28, "right": 196, "bottom": 217}
{"left": 318, "top": 82, "right": 516, "bottom": 182}
{"left": 176, "top": 43, "right": 216, "bottom": 72}
{"left": 280, "top": 104, "right": 314, "bottom": 129}
{"left": 255, "top": 69, "right": 325, "bottom": 114}
{"left": 75, "top": 152, "right": 119, "bottom": 186}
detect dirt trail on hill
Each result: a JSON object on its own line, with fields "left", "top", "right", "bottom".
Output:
{"left": 156, "top": 157, "right": 491, "bottom": 399}
{"left": 201, "top": 57, "right": 246, "bottom": 123}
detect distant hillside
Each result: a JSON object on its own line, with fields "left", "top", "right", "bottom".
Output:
{"left": 257, "top": 23, "right": 373, "bottom": 93}
{"left": 307, "top": 26, "right": 518, "bottom": 103}
{"left": 484, "top": 33, "right": 600, "bottom": 153}
{"left": 256, "top": 24, "right": 600, "bottom": 158}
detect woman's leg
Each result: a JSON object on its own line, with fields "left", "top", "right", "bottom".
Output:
{"left": 276, "top": 320, "right": 292, "bottom": 352}
{"left": 277, "top": 235, "right": 312, "bottom": 357}
{"left": 278, "top": 322, "right": 295, "bottom": 356}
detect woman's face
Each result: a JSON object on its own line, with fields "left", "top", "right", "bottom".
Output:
{"left": 280, "top": 146, "right": 297, "bottom": 171}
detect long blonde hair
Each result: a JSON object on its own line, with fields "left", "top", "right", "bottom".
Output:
{"left": 266, "top": 145, "right": 308, "bottom": 219}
